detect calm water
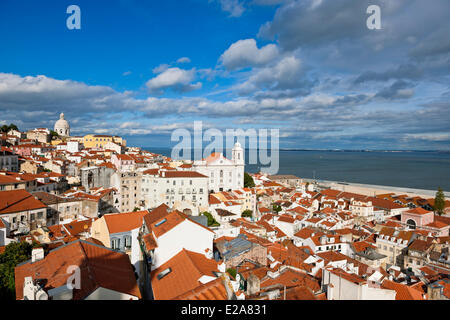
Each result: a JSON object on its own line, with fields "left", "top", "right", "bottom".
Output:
{"left": 145, "top": 147, "right": 450, "bottom": 192}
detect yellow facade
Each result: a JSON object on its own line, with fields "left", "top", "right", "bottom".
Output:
{"left": 83, "top": 135, "right": 126, "bottom": 148}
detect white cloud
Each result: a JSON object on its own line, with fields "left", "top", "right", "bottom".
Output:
{"left": 237, "top": 55, "right": 303, "bottom": 94}
{"left": 152, "top": 64, "right": 171, "bottom": 74}
{"left": 219, "top": 0, "right": 246, "bottom": 17}
{"left": 146, "top": 67, "right": 202, "bottom": 93}
{"left": 176, "top": 57, "right": 191, "bottom": 64}
{"left": 220, "top": 39, "right": 279, "bottom": 70}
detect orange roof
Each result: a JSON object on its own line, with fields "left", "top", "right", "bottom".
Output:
{"left": 381, "top": 279, "right": 425, "bottom": 300}
{"left": 405, "top": 207, "right": 432, "bottom": 215}
{"left": 151, "top": 249, "right": 219, "bottom": 300}
{"left": 162, "top": 171, "right": 208, "bottom": 178}
{"left": 352, "top": 240, "right": 377, "bottom": 253}
{"left": 15, "top": 240, "right": 141, "bottom": 300}
{"left": 174, "top": 277, "right": 228, "bottom": 300}
{"left": 104, "top": 211, "right": 147, "bottom": 234}
{"left": 0, "top": 190, "right": 47, "bottom": 214}
{"left": 209, "top": 195, "right": 222, "bottom": 205}
{"left": 142, "top": 233, "right": 158, "bottom": 251}
{"left": 278, "top": 286, "right": 317, "bottom": 300}
{"left": 260, "top": 269, "right": 320, "bottom": 292}
{"left": 151, "top": 210, "right": 186, "bottom": 238}
{"left": 63, "top": 219, "right": 96, "bottom": 237}
{"left": 277, "top": 215, "right": 295, "bottom": 224}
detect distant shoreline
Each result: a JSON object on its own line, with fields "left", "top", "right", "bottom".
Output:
{"left": 142, "top": 147, "right": 450, "bottom": 153}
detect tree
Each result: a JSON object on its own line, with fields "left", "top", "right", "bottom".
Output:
{"left": 434, "top": 187, "right": 445, "bottom": 216}
{"left": 242, "top": 210, "right": 253, "bottom": 218}
{"left": 244, "top": 172, "right": 255, "bottom": 188}
{"left": 50, "top": 130, "right": 59, "bottom": 139}
{"left": 272, "top": 203, "right": 282, "bottom": 214}
{"left": 0, "top": 124, "right": 19, "bottom": 133}
{"left": 226, "top": 268, "right": 237, "bottom": 279}
{"left": 201, "top": 212, "right": 220, "bottom": 227}
{"left": 0, "top": 242, "right": 34, "bottom": 300}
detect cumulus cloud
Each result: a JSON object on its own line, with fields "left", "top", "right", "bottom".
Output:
{"left": 236, "top": 55, "right": 315, "bottom": 97}
{"left": 220, "top": 39, "right": 279, "bottom": 70}
{"left": 146, "top": 67, "right": 202, "bottom": 94}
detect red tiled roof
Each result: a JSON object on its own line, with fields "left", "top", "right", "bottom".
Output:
{"left": 174, "top": 277, "right": 228, "bottom": 300}
{"left": 15, "top": 240, "right": 141, "bottom": 300}
{"left": 0, "top": 190, "right": 47, "bottom": 214}
{"left": 381, "top": 279, "right": 425, "bottom": 300}
{"left": 151, "top": 249, "right": 219, "bottom": 300}
{"left": 405, "top": 207, "right": 432, "bottom": 215}
{"left": 104, "top": 211, "right": 147, "bottom": 234}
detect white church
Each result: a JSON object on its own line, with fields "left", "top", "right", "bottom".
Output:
{"left": 193, "top": 142, "right": 244, "bottom": 193}
{"left": 54, "top": 113, "right": 70, "bottom": 137}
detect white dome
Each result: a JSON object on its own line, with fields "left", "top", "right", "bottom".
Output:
{"left": 54, "top": 113, "right": 70, "bottom": 136}
{"left": 233, "top": 141, "right": 242, "bottom": 149}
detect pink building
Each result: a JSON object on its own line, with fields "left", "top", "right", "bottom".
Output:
{"left": 401, "top": 207, "right": 449, "bottom": 236}
{"left": 111, "top": 154, "right": 135, "bottom": 172}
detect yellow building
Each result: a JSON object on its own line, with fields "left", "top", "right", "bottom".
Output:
{"left": 83, "top": 134, "right": 126, "bottom": 149}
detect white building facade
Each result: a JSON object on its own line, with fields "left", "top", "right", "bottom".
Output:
{"left": 193, "top": 142, "right": 244, "bottom": 193}
{"left": 141, "top": 170, "right": 209, "bottom": 215}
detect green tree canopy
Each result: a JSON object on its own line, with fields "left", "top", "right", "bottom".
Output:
{"left": 201, "top": 211, "right": 220, "bottom": 227}
{"left": 434, "top": 187, "right": 445, "bottom": 216}
{"left": 244, "top": 172, "right": 255, "bottom": 188}
{"left": 242, "top": 210, "right": 253, "bottom": 218}
{"left": 0, "top": 124, "right": 19, "bottom": 133}
{"left": 0, "top": 242, "right": 34, "bottom": 300}
{"left": 226, "top": 268, "right": 237, "bottom": 279}
{"left": 49, "top": 130, "right": 59, "bottom": 138}
{"left": 272, "top": 203, "right": 282, "bottom": 214}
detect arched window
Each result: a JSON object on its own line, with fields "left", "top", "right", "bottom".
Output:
{"left": 220, "top": 170, "right": 223, "bottom": 178}
{"left": 406, "top": 219, "right": 416, "bottom": 230}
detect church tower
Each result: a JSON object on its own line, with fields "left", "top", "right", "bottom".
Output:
{"left": 232, "top": 141, "right": 244, "bottom": 165}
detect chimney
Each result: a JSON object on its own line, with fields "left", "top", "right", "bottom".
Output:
{"left": 31, "top": 247, "right": 44, "bottom": 263}
{"left": 246, "top": 273, "right": 261, "bottom": 296}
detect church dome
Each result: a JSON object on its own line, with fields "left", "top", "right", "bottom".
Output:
{"left": 54, "top": 113, "right": 70, "bottom": 136}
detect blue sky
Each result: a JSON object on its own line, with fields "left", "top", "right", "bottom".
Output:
{"left": 0, "top": 0, "right": 449, "bottom": 150}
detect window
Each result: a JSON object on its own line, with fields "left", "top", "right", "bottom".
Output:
{"left": 124, "top": 236, "right": 132, "bottom": 249}
{"left": 155, "top": 218, "right": 167, "bottom": 227}
{"left": 157, "top": 268, "right": 172, "bottom": 280}
{"left": 111, "top": 238, "right": 120, "bottom": 250}
{"left": 30, "top": 214, "right": 35, "bottom": 221}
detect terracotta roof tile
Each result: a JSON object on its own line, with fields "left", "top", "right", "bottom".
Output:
{"left": 15, "top": 240, "right": 141, "bottom": 300}
{"left": 151, "top": 249, "right": 219, "bottom": 300}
